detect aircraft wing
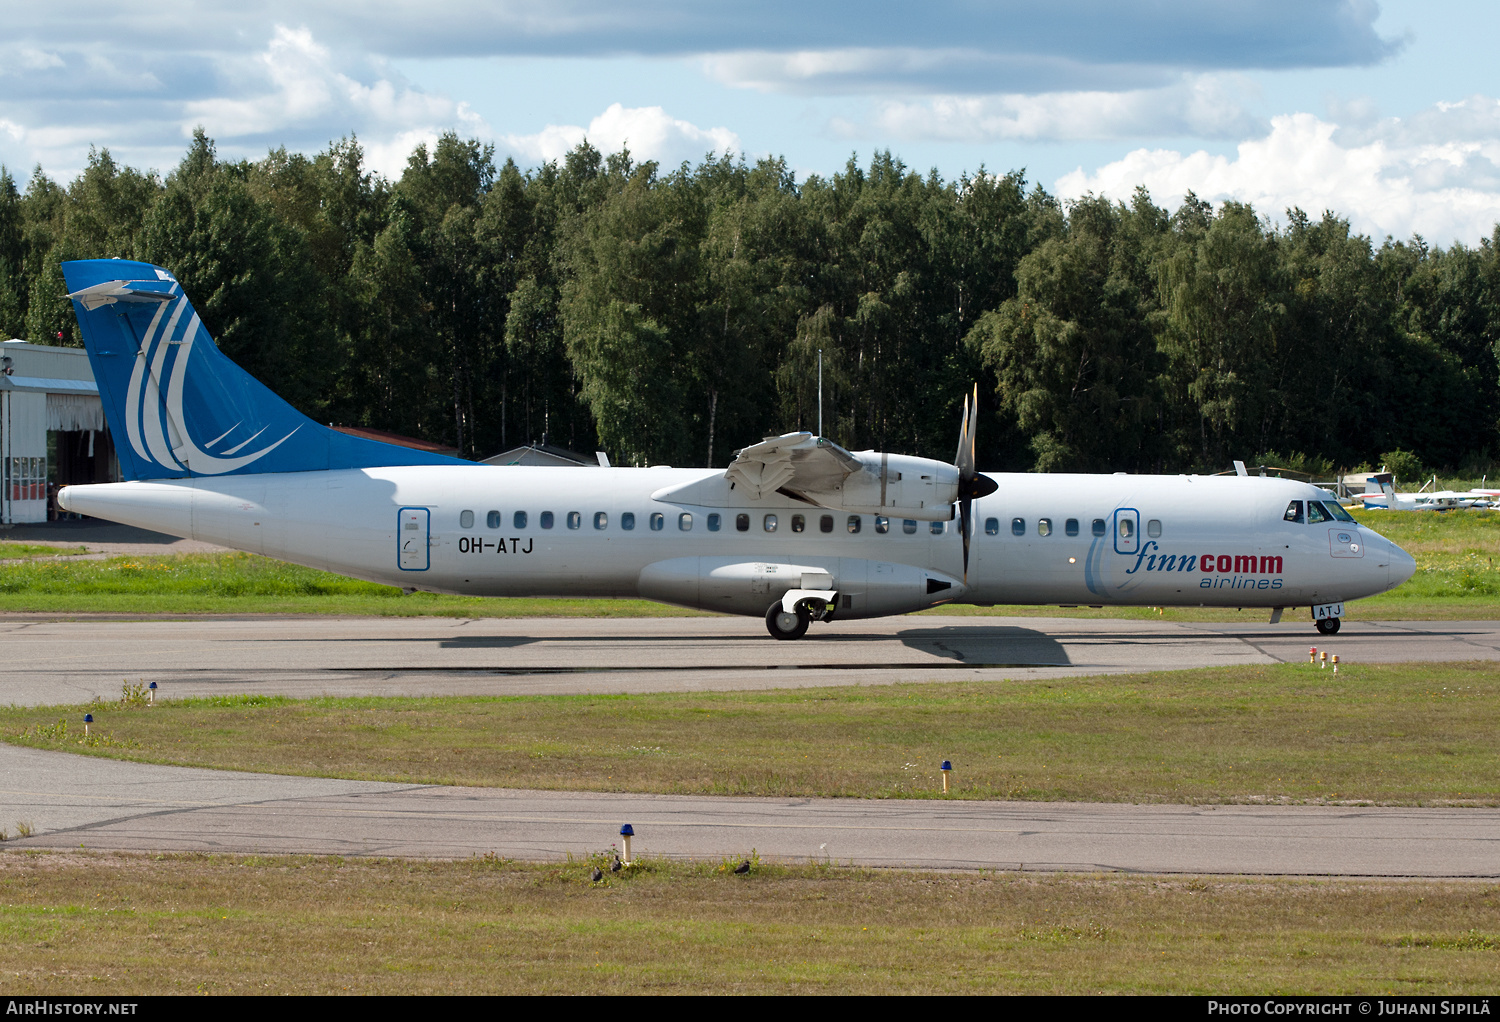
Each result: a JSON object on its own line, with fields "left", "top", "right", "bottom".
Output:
{"left": 724, "top": 432, "right": 864, "bottom": 499}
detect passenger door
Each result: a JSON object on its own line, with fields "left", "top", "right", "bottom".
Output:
{"left": 398, "top": 507, "right": 430, "bottom": 571}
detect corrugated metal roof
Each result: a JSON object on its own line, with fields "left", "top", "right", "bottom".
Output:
{"left": 0, "top": 376, "right": 100, "bottom": 394}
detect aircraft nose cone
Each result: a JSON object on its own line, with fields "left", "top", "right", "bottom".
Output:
{"left": 1388, "top": 540, "right": 1417, "bottom": 590}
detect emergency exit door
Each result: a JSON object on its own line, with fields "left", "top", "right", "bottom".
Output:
{"left": 398, "top": 507, "right": 430, "bottom": 571}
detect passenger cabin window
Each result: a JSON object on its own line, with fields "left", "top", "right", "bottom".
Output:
{"left": 903, "top": 519, "right": 918, "bottom": 535}
{"left": 486, "top": 511, "right": 501, "bottom": 529}
{"left": 708, "top": 513, "right": 721, "bottom": 532}
{"left": 1038, "top": 518, "right": 1052, "bottom": 537}
{"left": 514, "top": 511, "right": 527, "bottom": 529}
{"left": 847, "top": 516, "right": 861, "bottom": 534}
{"left": 460, "top": 510, "right": 474, "bottom": 529}
{"left": 764, "top": 514, "right": 778, "bottom": 532}
{"left": 540, "top": 511, "right": 555, "bottom": 529}
{"left": 736, "top": 513, "right": 750, "bottom": 532}
{"left": 1147, "top": 519, "right": 1161, "bottom": 538}
{"left": 621, "top": 512, "right": 636, "bottom": 530}
{"left": 679, "top": 513, "right": 693, "bottom": 531}
{"left": 1011, "top": 517, "right": 1025, "bottom": 536}
{"left": 791, "top": 514, "right": 806, "bottom": 533}
{"left": 930, "top": 520, "right": 945, "bottom": 535}
{"left": 650, "top": 512, "right": 664, "bottom": 531}
{"left": 874, "top": 516, "right": 889, "bottom": 534}
{"left": 1284, "top": 500, "right": 1304, "bottom": 524}
{"left": 820, "top": 515, "right": 834, "bottom": 533}
{"left": 1091, "top": 518, "right": 1106, "bottom": 537}
{"left": 1118, "top": 518, "right": 1134, "bottom": 540}
{"left": 1306, "top": 501, "right": 1330, "bottom": 524}
{"left": 985, "top": 517, "right": 999, "bottom": 536}
{"left": 567, "top": 511, "right": 582, "bottom": 530}
{"left": 594, "top": 512, "right": 608, "bottom": 530}
{"left": 1065, "top": 518, "right": 1079, "bottom": 537}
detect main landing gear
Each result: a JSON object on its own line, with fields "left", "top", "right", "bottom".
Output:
{"left": 765, "top": 603, "right": 810, "bottom": 640}
{"left": 765, "top": 594, "right": 838, "bottom": 640}
{"left": 1316, "top": 617, "right": 1341, "bottom": 635}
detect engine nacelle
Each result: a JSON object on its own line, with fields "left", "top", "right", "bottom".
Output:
{"left": 799, "top": 453, "right": 960, "bottom": 522}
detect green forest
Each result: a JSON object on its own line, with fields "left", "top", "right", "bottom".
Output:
{"left": 2, "top": 129, "right": 1498, "bottom": 477}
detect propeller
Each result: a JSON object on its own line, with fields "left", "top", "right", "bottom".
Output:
{"left": 955, "top": 384, "right": 999, "bottom": 583}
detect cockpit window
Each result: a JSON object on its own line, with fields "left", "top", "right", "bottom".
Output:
{"left": 1283, "top": 500, "right": 1304, "bottom": 524}
{"left": 1307, "top": 501, "right": 1331, "bottom": 524}
{"left": 1325, "top": 501, "right": 1355, "bottom": 523}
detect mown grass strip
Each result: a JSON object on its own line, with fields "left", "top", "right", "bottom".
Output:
{"left": 0, "top": 551, "right": 706, "bottom": 617}
{"left": 0, "top": 853, "right": 1495, "bottom": 995}
{"left": 0, "top": 541, "right": 89, "bottom": 559}
{"left": 5, "top": 662, "right": 1497, "bottom": 805}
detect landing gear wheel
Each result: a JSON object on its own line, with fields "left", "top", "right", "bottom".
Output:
{"left": 765, "top": 602, "right": 810, "bottom": 640}
{"left": 1316, "top": 616, "right": 1341, "bottom": 635}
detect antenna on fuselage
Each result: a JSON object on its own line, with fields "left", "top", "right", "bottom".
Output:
{"left": 817, "top": 349, "right": 823, "bottom": 439}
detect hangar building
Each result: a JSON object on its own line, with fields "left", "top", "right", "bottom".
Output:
{"left": 0, "top": 339, "right": 115, "bottom": 524}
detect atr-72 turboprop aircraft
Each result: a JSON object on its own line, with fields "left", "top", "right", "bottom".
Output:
{"left": 58, "top": 259, "right": 1415, "bottom": 639}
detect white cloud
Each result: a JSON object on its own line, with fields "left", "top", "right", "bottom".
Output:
{"left": 871, "top": 75, "right": 1262, "bottom": 143}
{"left": 499, "top": 103, "right": 739, "bottom": 167}
{"left": 1055, "top": 103, "right": 1500, "bottom": 245}
{"left": 0, "top": 23, "right": 495, "bottom": 182}
{"left": 8, "top": 1, "right": 1397, "bottom": 94}
{"left": 702, "top": 47, "right": 1169, "bottom": 97}
{"left": 183, "top": 24, "right": 482, "bottom": 167}
{"left": 16, "top": 47, "right": 64, "bottom": 72}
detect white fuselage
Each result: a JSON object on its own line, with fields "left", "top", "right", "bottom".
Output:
{"left": 58, "top": 466, "right": 1416, "bottom": 619}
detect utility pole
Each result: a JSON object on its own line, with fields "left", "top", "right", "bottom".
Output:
{"left": 817, "top": 349, "right": 823, "bottom": 439}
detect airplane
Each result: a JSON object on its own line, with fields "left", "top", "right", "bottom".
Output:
{"left": 1352, "top": 473, "right": 1497, "bottom": 510}
{"left": 57, "top": 258, "right": 1417, "bottom": 639}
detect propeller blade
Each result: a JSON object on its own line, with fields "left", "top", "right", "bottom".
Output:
{"left": 960, "top": 496, "right": 974, "bottom": 583}
{"left": 954, "top": 384, "right": 993, "bottom": 584}
{"left": 955, "top": 390, "right": 974, "bottom": 480}
{"left": 967, "top": 384, "right": 978, "bottom": 471}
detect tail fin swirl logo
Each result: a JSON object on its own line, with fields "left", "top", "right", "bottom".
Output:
{"left": 122, "top": 288, "right": 298, "bottom": 475}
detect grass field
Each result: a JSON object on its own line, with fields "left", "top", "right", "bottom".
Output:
{"left": 0, "top": 541, "right": 89, "bottom": 560}
{"left": 0, "top": 551, "right": 706, "bottom": 617}
{"left": 6, "top": 662, "right": 1496, "bottom": 805}
{"left": 1, "top": 852, "right": 1495, "bottom": 994}
{"left": 0, "top": 508, "right": 1494, "bottom": 619}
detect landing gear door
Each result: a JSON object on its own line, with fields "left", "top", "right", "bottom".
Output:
{"left": 1113, "top": 508, "right": 1140, "bottom": 556}
{"left": 398, "top": 507, "right": 430, "bottom": 571}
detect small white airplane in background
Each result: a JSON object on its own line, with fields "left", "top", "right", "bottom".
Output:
{"left": 1352, "top": 473, "right": 1499, "bottom": 510}
{"left": 58, "top": 259, "right": 1416, "bottom": 639}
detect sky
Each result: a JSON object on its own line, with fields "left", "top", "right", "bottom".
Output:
{"left": 3, "top": 1, "right": 1499, "bottom": 245}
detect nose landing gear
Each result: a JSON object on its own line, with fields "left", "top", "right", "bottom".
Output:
{"left": 1316, "top": 616, "right": 1340, "bottom": 635}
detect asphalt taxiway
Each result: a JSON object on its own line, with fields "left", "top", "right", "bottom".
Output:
{"left": 4, "top": 611, "right": 1497, "bottom": 873}
{"left": 2, "top": 743, "right": 1495, "bottom": 875}
{"left": 0, "top": 614, "right": 1496, "bottom": 706}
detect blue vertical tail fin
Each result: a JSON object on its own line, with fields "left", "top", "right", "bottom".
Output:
{"left": 62, "top": 259, "right": 470, "bottom": 480}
